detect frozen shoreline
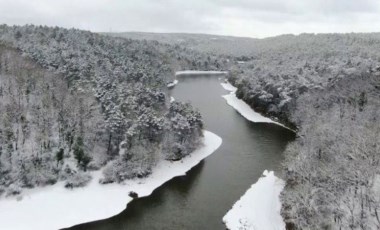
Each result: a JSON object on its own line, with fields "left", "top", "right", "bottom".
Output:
{"left": 0, "top": 131, "right": 222, "bottom": 230}
{"left": 221, "top": 82, "right": 293, "bottom": 131}
{"left": 223, "top": 171, "right": 285, "bottom": 230}
{"left": 221, "top": 81, "right": 287, "bottom": 230}
{"left": 175, "top": 70, "right": 228, "bottom": 76}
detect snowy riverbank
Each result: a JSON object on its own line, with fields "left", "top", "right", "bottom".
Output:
{"left": 221, "top": 81, "right": 293, "bottom": 131}
{"left": 0, "top": 131, "right": 222, "bottom": 230}
{"left": 223, "top": 171, "right": 285, "bottom": 230}
{"left": 221, "top": 81, "right": 288, "bottom": 230}
{"left": 175, "top": 70, "right": 228, "bottom": 76}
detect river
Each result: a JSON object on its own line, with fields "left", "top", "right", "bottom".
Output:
{"left": 66, "top": 74, "right": 295, "bottom": 230}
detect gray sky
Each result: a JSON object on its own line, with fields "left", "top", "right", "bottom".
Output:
{"left": 0, "top": 0, "right": 379, "bottom": 38}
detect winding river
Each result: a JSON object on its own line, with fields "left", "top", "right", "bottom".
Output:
{"left": 67, "top": 74, "right": 295, "bottom": 230}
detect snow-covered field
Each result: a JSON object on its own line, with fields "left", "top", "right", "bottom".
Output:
{"left": 223, "top": 171, "right": 285, "bottom": 230}
{"left": 175, "top": 70, "right": 228, "bottom": 76}
{"left": 221, "top": 82, "right": 293, "bottom": 131}
{"left": 0, "top": 131, "right": 222, "bottom": 230}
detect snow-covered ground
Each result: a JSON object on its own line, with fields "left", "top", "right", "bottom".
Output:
{"left": 221, "top": 81, "right": 237, "bottom": 92}
{"left": 0, "top": 131, "right": 222, "bottom": 230}
{"left": 175, "top": 70, "right": 228, "bottom": 76}
{"left": 170, "top": 96, "right": 175, "bottom": 103}
{"left": 221, "top": 81, "right": 294, "bottom": 131}
{"left": 223, "top": 171, "right": 285, "bottom": 230}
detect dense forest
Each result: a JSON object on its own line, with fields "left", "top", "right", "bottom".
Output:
{"left": 0, "top": 25, "right": 222, "bottom": 195}
{"left": 282, "top": 72, "right": 380, "bottom": 229}
{"left": 223, "top": 34, "right": 380, "bottom": 229}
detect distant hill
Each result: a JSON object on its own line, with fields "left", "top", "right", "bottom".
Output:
{"left": 105, "top": 32, "right": 261, "bottom": 56}
{"left": 106, "top": 31, "right": 380, "bottom": 58}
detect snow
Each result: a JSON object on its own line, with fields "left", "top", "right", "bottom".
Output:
{"left": 222, "top": 92, "right": 284, "bottom": 126}
{"left": 221, "top": 81, "right": 237, "bottom": 92}
{"left": 221, "top": 82, "right": 294, "bottom": 131}
{"left": 175, "top": 70, "right": 228, "bottom": 76}
{"left": 170, "top": 96, "right": 175, "bottom": 103}
{"left": 223, "top": 170, "right": 285, "bottom": 230}
{"left": 167, "top": 79, "right": 178, "bottom": 88}
{"left": 0, "top": 131, "right": 222, "bottom": 230}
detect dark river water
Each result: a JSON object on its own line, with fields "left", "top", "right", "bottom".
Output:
{"left": 66, "top": 75, "right": 295, "bottom": 230}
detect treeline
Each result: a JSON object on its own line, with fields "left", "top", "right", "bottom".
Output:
{"left": 227, "top": 33, "right": 380, "bottom": 129}
{"left": 224, "top": 33, "right": 380, "bottom": 229}
{"left": 0, "top": 25, "right": 205, "bottom": 195}
{"left": 108, "top": 32, "right": 230, "bottom": 71}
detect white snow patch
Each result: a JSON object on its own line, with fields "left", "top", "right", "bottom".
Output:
{"left": 0, "top": 131, "right": 222, "bottom": 230}
{"left": 221, "top": 82, "right": 294, "bottom": 131}
{"left": 222, "top": 92, "right": 283, "bottom": 126}
{"left": 170, "top": 96, "right": 175, "bottom": 103}
{"left": 167, "top": 79, "right": 178, "bottom": 88}
{"left": 223, "top": 170, "right": 285, "bottom": 230}
{"left": 221, "top": 81, "right": 237, "bottom": 92}
{"left": 175, "top": 70, "right": 228, "bottom": 76}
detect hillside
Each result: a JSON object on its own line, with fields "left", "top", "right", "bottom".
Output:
{"left": 225, "top": 33, "right": 380, "bottom": 229}
{"left": 281, "top": 73, "right": 380, "bottom": 229}
{"left": 0, "top": 25, "right": 209, "bottom": 195}
{"left": 106, "top": 31, "right": 260, "bottom": 56}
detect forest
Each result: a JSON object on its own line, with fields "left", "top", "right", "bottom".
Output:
{"left": 0, "top": 25, "right": 220, "bottom": 195}
{"left": 221, "top": 33, "right": 380, "bottom": 229}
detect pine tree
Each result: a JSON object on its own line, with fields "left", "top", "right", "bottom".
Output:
{"left": 56, "top": 148, "right": 64, "bottom": 167}
{"left": 73, "top": 136, "right": 91, "bottom": 171}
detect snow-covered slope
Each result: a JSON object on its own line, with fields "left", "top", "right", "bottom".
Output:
{"left": 223, "top": 171, "right": 285, "bottom": 230}
{"left": 0, "top": 131, "right": 222, "bottom": 230}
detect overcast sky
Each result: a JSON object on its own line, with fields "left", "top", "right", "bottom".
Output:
{"left": 0, "top": 0, "right": 379, "bottom": 38}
